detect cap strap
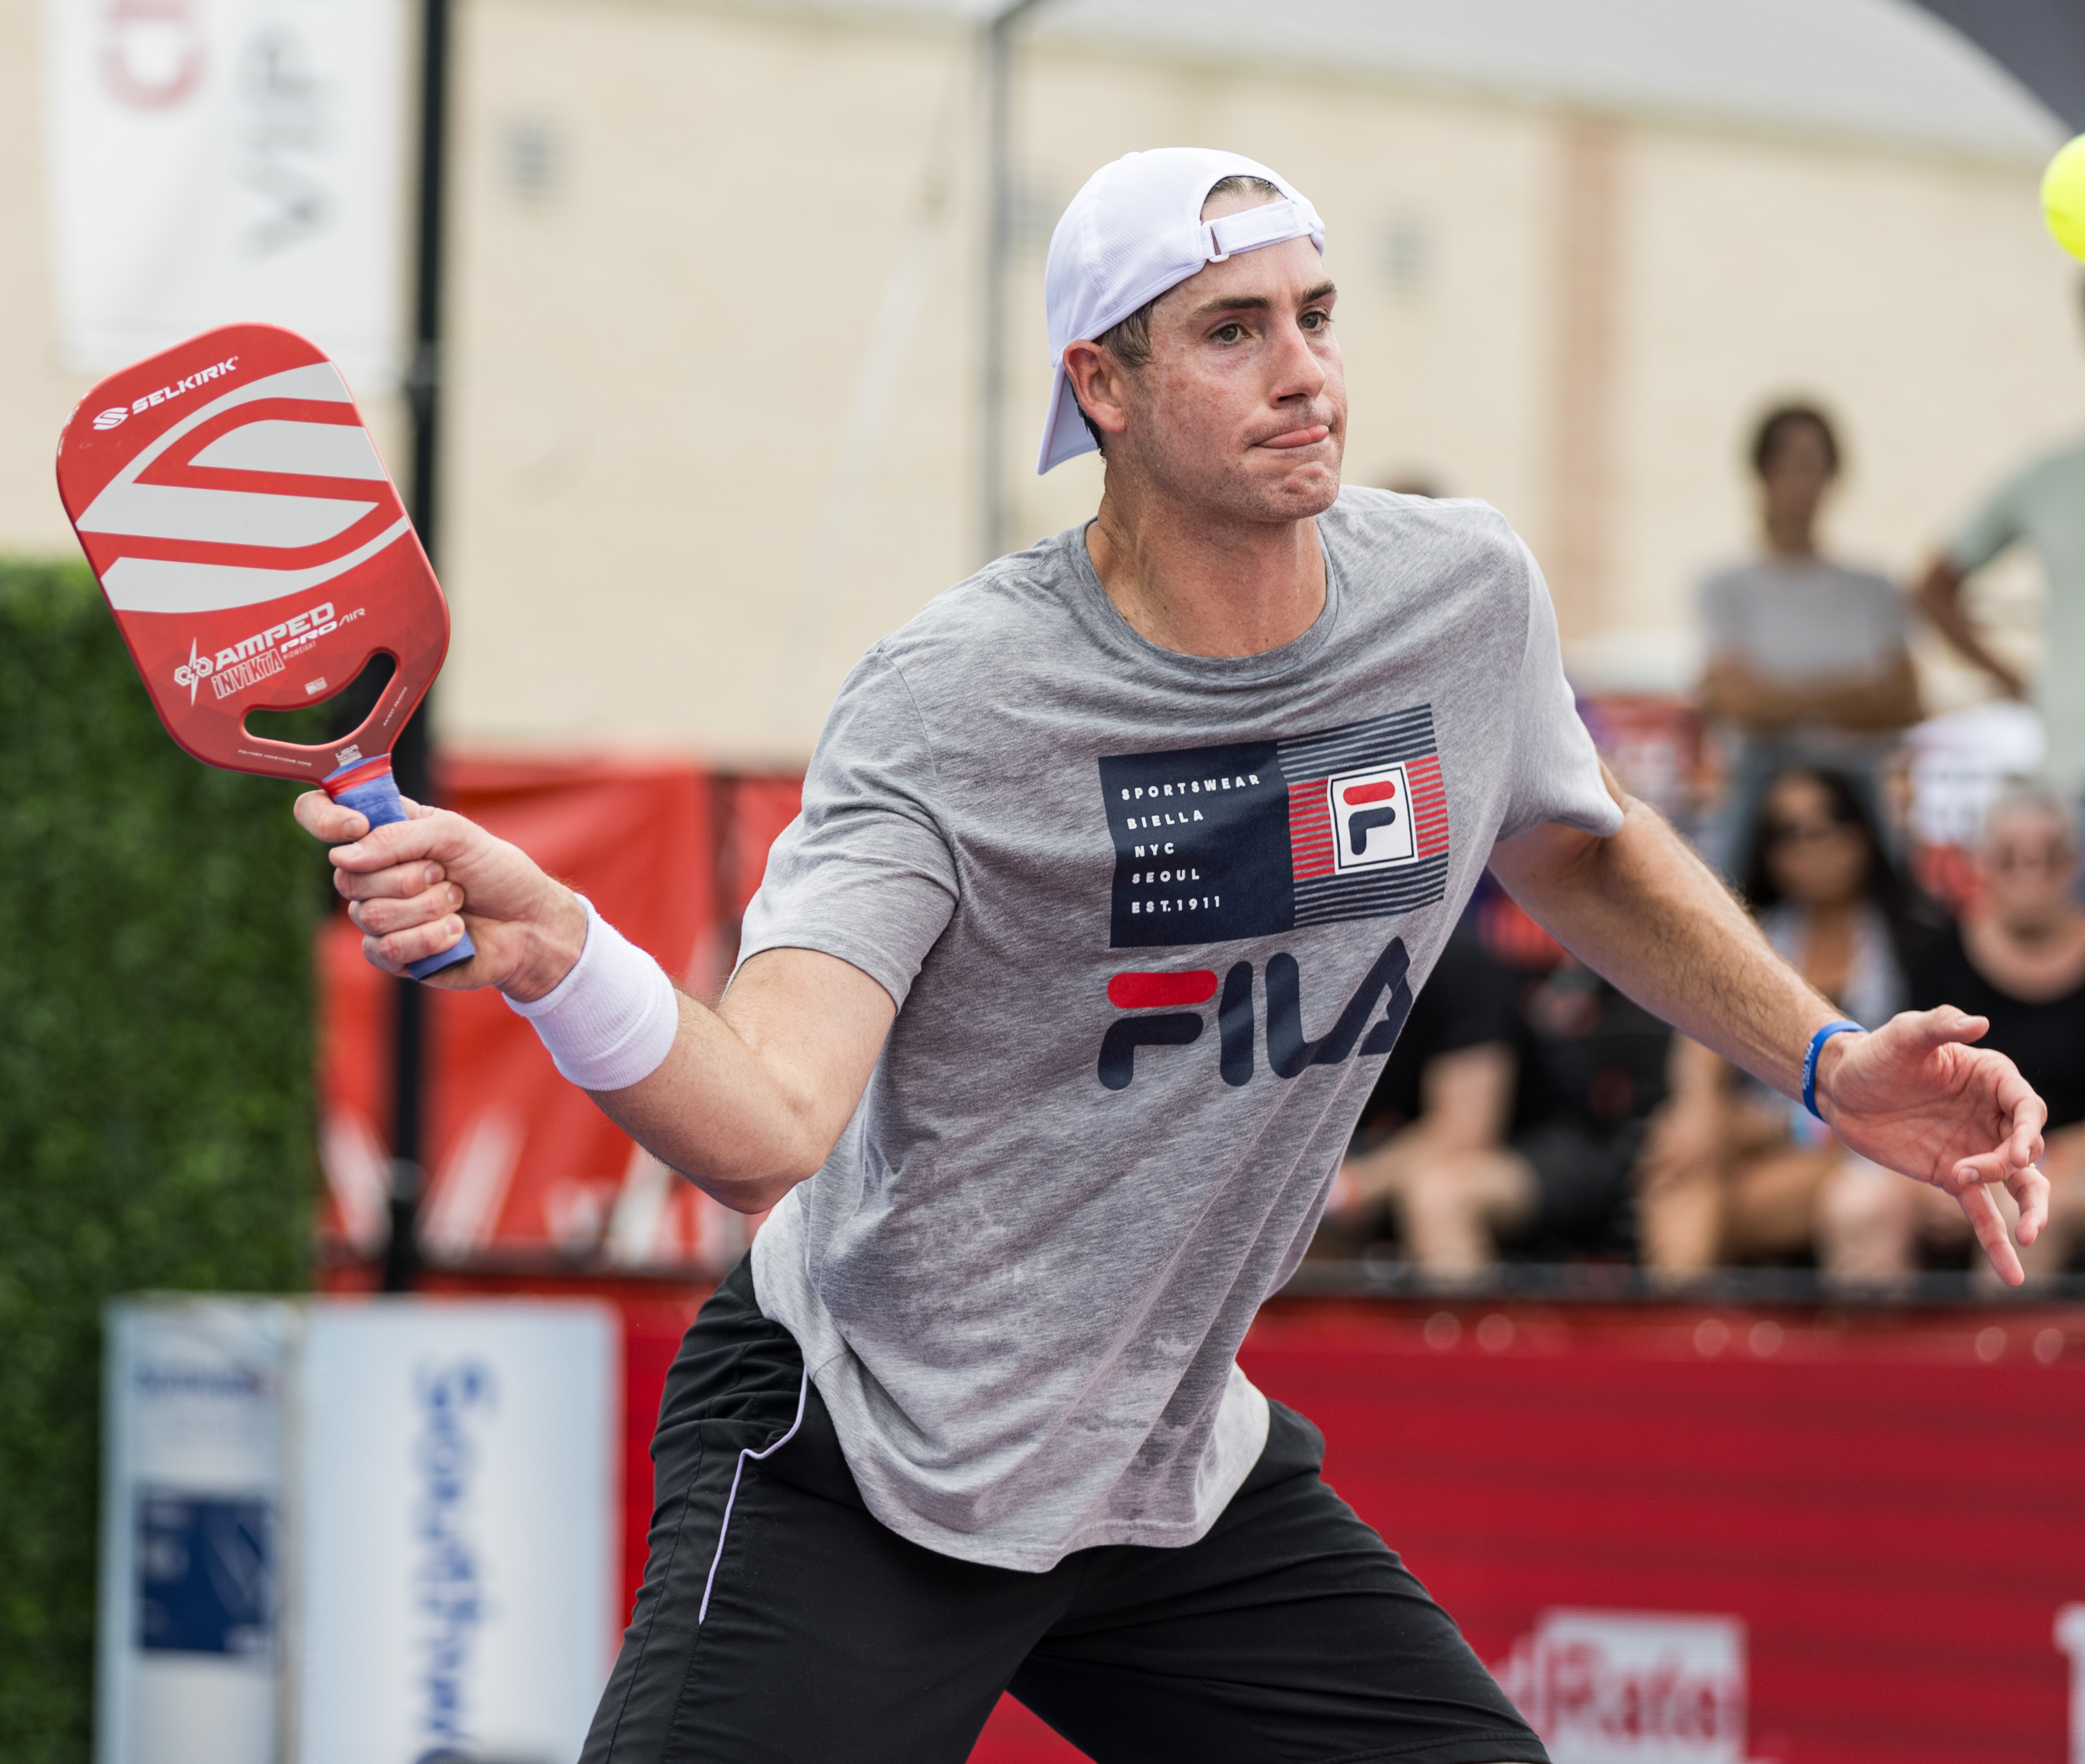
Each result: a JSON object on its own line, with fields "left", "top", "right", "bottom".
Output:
{"left": 1202, "top": 197, "right": 1314, "bottom": 263}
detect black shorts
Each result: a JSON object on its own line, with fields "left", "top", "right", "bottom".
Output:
{"left": 583, "top": 1261, "right": 1545, "bottom": 1764}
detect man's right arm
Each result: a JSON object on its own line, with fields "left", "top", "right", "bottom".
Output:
{"left": 295, "top": 791, "right": 894, "bottom": 1215}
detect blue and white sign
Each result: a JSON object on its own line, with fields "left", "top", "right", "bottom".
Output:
{"left": 294, "top": 1303, "right": 618, "bottom": 1764}
{"left": 98, "top": 1297, "right": 618, "bottom": 1764}
{"left": 98, "top": 1298, "right": 298, "bottom": 1764}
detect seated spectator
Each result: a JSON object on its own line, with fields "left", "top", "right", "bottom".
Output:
{"left": 1332, "top": 899, "right": 1669, "bottom": 1280}
{"left": 1324, "top": 918, "right": 1523, "bottom": 1263}
{"left": 1639, "top": 766, "right": 1927, "bottom": 1281}
{"left": 1696, "top": 403, "right": 1921, "bottom": 876}
{"left": 1820, "top": 784, "right": 2085, "bottom": 1285}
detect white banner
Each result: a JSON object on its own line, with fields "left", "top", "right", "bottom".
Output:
{"left": 98, "top": 1298, "right": 618, "bottom": 1764}
{"left": 41, "top": 0, "right": 405, "bottom": 387}
{"left": 97, "top": 1299, "right": 300, "bottom": 1764}
{"left": 294, "top": 1303, "right": 619, "bottom": 1764}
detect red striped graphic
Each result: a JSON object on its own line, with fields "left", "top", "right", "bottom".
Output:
{"left": 1342, "top": 779, "right": 1398, "bottom": 806}
{"left": 1406, "top": 754, "right": 1449, "bottom": 857}
{"left": 1287, "top": 780, "right": 1336, "bottom": 881}
{"left": 1106, "top": 970, "right": 1219, "bottom": 1009}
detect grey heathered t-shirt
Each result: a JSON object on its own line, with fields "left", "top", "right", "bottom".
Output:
{"left": 742, "top": 487, "right": 1620, "bottom": 1572}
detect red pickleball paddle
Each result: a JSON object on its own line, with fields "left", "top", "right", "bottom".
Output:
{"left": 55, "top": 321, "right": 473, "bottom": 979}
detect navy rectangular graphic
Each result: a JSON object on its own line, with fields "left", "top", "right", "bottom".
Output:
{"left": 1102, "top": 708, "right": 1450, "bottom": 948}
{"left": 137, "top": 1493, "right": 273, "bottom": 1655}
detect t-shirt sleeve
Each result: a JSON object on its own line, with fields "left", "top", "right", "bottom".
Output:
{"left": 734, "top": 649, "right": 959, "bottom": 1011}
{"left": 1496, "top": 538, "right": 1627, "bottom": 843}
{"left": 1947, "top": 470, "right": 2028, "bottom": 575}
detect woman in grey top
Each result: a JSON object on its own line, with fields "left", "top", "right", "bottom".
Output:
{"left": 1698, "top": 404, "right": 1922, "bottom": 874}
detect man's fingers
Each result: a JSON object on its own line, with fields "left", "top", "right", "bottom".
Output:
{"left": 1958, "top": 1184, "right": 2025, "bottom": 1287}
{"left": 334, "top": 857, "right": 450, "bottom": 906}
{"left": 2008, "top": 1164, "right": 2051, "bottom": 1246}
{"left": 348, "top": 879, "right": 465, "bottom": 937}
{"left": 1900, "top": 1005, "right": 1988, "bottom": 1049}
{"left": 2010, "top": 1093, "right": 2049, "bottom": 1170}
{"left": 327, "top": 806, "right": 462, "bottom": 874}
{"left": 360, "top": 913, "right": 470, "bottom": 976}
{"left": 294, "top": 789, "right": 368, "bottom": 844}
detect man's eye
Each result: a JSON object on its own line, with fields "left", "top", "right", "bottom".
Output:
{"left": 1301, "top": 310, "right": 1329, "bottom": 330}
{"left": 1213, "top": 323, "right": 1244, "bottom": 343}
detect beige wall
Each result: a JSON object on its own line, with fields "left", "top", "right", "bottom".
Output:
{"left": 4, "top": 0, "right": 2078, "bottom": 763}
{"left": 439, "top": 0, "right": 984, "bottom": 762}
{"left": 438, "top": 1, "right": 2085, "bottom": 758}
{"left": 0, "top": 0, "right": 93, "bottom": 560}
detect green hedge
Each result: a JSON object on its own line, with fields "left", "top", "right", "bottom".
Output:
{"left": 0, "top": 559, "right": 322, "bottom": 1763}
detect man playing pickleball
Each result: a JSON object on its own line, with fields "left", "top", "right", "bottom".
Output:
{"left": 301, "top": 151, "right": 2049, "bottom": 1763}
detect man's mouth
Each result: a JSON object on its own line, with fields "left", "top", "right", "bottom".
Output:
{"left": 1257, "top": 424, "right": 1331, "bottom": 450}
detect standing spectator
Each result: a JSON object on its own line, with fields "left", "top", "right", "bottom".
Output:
{"left": 1915, "top": 286, "right": 2085, "bottom": 797}
{"left": 1639, "top": 768, "right": 1925, "bottom": 1280}
{"left": 1699, "top": 404, "right": 1921, "bottom": 874}
{"left": 1821, "top": 784, "right": 2085, "bottom": 1285}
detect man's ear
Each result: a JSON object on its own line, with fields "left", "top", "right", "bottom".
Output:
{"left": 1061, "top": 340, "right": 1131, "bottom": 446}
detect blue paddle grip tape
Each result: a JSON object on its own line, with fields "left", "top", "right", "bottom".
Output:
{"left": 330, "top": 763, "right": 476, "bottom": 981}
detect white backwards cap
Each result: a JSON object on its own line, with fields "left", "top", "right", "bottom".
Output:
{"left": 1036, "top": 146, "right": 1326, "bottom": 475}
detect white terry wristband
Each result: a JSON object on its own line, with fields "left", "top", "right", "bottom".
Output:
{"left": 503, "top": 895, "right": 679, "bottom": 1091}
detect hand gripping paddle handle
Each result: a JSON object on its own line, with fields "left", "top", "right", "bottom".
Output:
{"left": 322, "top": 754, "right": 476, "bottom": 981}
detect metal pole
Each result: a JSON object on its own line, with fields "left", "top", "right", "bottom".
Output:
{"left": 979, "top": 0, "right": 1047, "bottom": 566}
{"left": 384, "top": 0, "right": 453, "bottom": 1293}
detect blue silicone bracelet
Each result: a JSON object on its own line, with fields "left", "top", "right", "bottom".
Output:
{"left": 1801, "top": 1019, "right": 1863, "bottom": 1121}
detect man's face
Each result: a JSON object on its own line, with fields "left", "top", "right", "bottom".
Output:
{"left": 1108, "top": 191, "right": 1345, "bottom": 523}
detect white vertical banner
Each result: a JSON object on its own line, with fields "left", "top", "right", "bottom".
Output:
{"left": 294, "top": 1302, "right": 620, "bottom": 1764}
{"left": 41, "top": 0, "right": 405, "bottom": 387}
{"left": 97, "top": 1298, "right": 302, "bottom": 1764}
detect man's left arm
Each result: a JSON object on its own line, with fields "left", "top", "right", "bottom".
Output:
{"left": 1487, "top": 769, "right": 2049, "bottom": 1282}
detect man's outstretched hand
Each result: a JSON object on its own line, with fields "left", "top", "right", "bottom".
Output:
{"left": 1816, "top": 1007, "right": 2049, "bottom": 1285}
{"left": 294, "top": 791, "right": 585, "bottom": 1000}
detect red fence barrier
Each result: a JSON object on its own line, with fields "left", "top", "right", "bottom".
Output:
{"left": 611, "top": 1294, "right": 2085, "bottom": 1764}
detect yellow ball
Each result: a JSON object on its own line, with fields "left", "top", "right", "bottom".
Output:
{"left": 2042, "top": 135, "right": 2085, "bottom": 261}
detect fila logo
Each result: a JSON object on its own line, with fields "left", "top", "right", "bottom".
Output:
{"left": 1330, "top": 765, "right": 1413, "bottom": 867}
{"left": 1097, "top": 938, "right": 1412, "bottom": 1090}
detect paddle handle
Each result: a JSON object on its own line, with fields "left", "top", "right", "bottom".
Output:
{"left": 321, "top": 754, "right": 476, "bottom": 980}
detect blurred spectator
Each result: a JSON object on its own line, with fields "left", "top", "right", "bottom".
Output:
{"left": 1820, "top": 784, "right": 2085, "bottom": 1286}
{"left": 1639, "top": 768, "right": 1928, "bottom": 1281}
{"left": 1915, "top": 282, "right": 2085, "bottom": 799}
{"left": 1332, "top": 901, "right": 1669, "bottom": 1280}
{"left": 1698, "top": 404, "right": 1921, "bottom": 874}
{"left": 1325, "top": 920, "right": 1522, "bottom": 1260}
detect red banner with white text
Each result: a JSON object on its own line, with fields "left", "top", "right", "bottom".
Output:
{"left": 317, "top": 758, "right": 801, "bottom": 1272}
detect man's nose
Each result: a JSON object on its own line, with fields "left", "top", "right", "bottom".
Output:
{"left": 1266, "top": 318, "right": 1328, "bottom": 404}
